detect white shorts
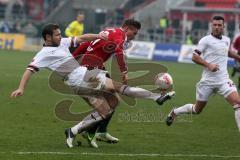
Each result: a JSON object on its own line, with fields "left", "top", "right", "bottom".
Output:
{"left": 80, "top": 68, "right": 107, "bottom": 90}
{"left": 196, "top": 80, "right": 237, "bottom": 101}
{"left": 65, "top": 67, "right": 107, "bottom": 95}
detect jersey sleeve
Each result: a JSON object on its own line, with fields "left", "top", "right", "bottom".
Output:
{"left": 233, "top": 36, "right": 240, "bottom": 52}
{"left": 111, "top": 31, "right": 128, "bottom": 73}
{"left": 115, "top": 54, "right": 127, "bottom": 73}
{"left": 72, "top": 41, "right": 91, "bottom": 58}
{"left": 27, "top": 53, "right": 43, "bottom": 73}
{"left": 194, "top": 37, "right": 207, "bottom": 55}
{"left": 61, "top": 37, "right": 77, "bottom": 48}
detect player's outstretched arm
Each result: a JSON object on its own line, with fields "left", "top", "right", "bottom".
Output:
{"left": 11, "top": 70, "right": 33, "bottom": 98}
{"left": 75, "top": 32, "right": 108, "bottom": 44}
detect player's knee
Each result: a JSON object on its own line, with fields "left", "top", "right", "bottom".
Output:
{"left": 104, "top": 92, "right": 119, "bottom": 109}
{"left": 104, "top": 78, "right": 122, "bottom": 93}
{"left": 193, "top": 105, "right": 203, "bottom": 114}
{"left": 109, "top": 96, "right": 119, "bottom": 109}
{"left": 233, "top": 104, "right": 240, "bottom": 111}
{"left": 230, "top": 99, "right": 240, "bottom": 107}
{"left": 194, "top": 109, "right": 202, "bottom": 114}
{"left": 235, "top": 98, "right": 240, "bottom": 105}
{"left": 102, "top": 108, "right": 114, "bottom": 119}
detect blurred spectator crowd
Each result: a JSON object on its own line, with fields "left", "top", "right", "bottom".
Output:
{"left": 1, "top": 0, "right": 240, "bottom": 45}
{"left": 0, "top": 0, "right": 60, "bottom": 37}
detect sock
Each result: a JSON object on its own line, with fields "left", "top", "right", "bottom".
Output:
{"left": 71, "top": 111, "right": 104, "bottom": 135}
{"left": 97, "top": 111, "right": 114, "bottom": 133}
{"left": 174, "top": 104, "right": 195, "bottom": 115}
{"left": 120, "top": 85, "right": 161, "bottom": 101}
{"left": 233, "top": 104, "right": 240, "bottom": 132}
{"left": 86, "top": 123, "right": 98, "bottom": 135}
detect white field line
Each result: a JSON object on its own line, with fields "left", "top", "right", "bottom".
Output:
{"left": 2, "top": 152, "right": 236, "bottom": 158}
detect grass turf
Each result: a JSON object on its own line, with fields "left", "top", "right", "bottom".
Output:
{"left": 0, "top": 50, "right": 239, "bottom": 160}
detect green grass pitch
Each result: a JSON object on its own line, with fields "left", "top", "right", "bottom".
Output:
{"left": 0, "top": 50, "right": 240, "bottom": 160}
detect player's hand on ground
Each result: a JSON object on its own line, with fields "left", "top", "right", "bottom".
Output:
{"left": 207, "top": 63, "right": 219, "bottom": 72}
{"left": 122, "top": 73, "right": 128, "bottom": 85}
{"left": 11, "top": 89, "right": 24, "bottom": 98}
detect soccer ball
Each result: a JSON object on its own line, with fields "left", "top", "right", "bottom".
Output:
{"left": 155, "top": 72, "right": 173, "bottom": 91}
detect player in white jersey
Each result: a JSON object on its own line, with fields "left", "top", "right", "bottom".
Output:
{"left": 10, "top": 23, "right": 175, "bottom": 148}
{"left": 166, "top": 16, "right": 240, "bottom": 132}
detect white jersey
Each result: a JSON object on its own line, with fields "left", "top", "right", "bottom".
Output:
{"left": 195, "top": 34, "right": 231, "bottom": 85}
{"left": 27, "top": 38, "right": 87, "bottom": 81}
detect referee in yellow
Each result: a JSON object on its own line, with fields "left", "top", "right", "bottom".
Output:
{"left": 65, "top": 12, "right": 85, "bottom": 37}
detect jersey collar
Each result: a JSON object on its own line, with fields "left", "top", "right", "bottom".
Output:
{"left": 211, "top": 33, "right": 222, "bottom": 40}
{"left": 43, "top": 43, "right": 59, "bottom": 47}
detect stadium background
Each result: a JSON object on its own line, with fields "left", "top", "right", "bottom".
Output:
{"left": 1, "top": 0, "right": 240, "bottom": 160}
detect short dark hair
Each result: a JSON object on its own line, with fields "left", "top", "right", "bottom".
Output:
{"left": 42, "top": 23, "right": 60, "bottom": 40}
{"left": 122, "top": 19, "right": 141, "bottom": 29}
{"left": 212, "top": 16, "right": 224, "bottom": 22}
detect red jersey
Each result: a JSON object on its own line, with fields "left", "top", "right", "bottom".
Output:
{"left": 73, "top": 28, "right": 127, "bottom": 73}
{"left": 72, "top": 41, "right": 90, "bottom": 57}
{"left": 233, "top": 34, "right": 240, "bottom": 53}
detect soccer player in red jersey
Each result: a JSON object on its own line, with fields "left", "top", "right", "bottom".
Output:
{"left": 73, "top": 19, "right": 140, "bottom": 147}
{"left": 73, "top": 19, "right": 139, "bottom": 84}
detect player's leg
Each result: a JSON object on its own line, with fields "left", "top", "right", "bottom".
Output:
{"left": 81, "top": 69, "right": 175, "bottom": 105}
{"left": 225, "top": 91, "right": 240, "bottom": 131}
{"left": 89, "top": 72, "right": 119, "bottom": 143}
{"left": 166, "top": 101, "right": 207, "bottom": 126}
{"left": 214, "top": 80, "right": 240, "bottom": 131}
{"left": 65, "top": 95, "right": 113, "bottom": 148}
{"left": 166, "top": 81, "right": 211, "bottom": 126}
{"left": 104, "top": 77, "right": 175, "bottom": 105}
{"left": 80, "top": 97, "right": 100, "bottom": 148}
{"left": 83, "top": 112, "right": 118, "bottom": 146}
{"left": 95, "top": 93, "right": 119, "bottom": 143}
{"left": 65, "top": 110, "right": 104, "bottom": 148}
{"left": 82, "top": 93, "right": 119, "bottom": 147}
{"left": 95, "top": 112, "right": 119, "bottom": 143}
{"left": 81, "top": 97, "right": 101, "bottom": 135}
{"left": 97, "top": 111, "right": 115, "bottom": 133}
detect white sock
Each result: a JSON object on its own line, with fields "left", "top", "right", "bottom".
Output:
{"left": 174, "top": 104, "right": 195, "bottom": 115}
{"left": 71, "top": 111, "right": 104, "bottom": 135}
{"left": 120, "top": 85, "right": 161, "bottom": 101}
{"left": 71, "top": 121, "right": 84, "bottom": 135}
{"left": 233, "top": 104, "right": 240, "bottom": 132}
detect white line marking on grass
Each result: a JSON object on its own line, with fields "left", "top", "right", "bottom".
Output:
{"left": 14, "top": 152, "right": 240, "bottom": 158}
